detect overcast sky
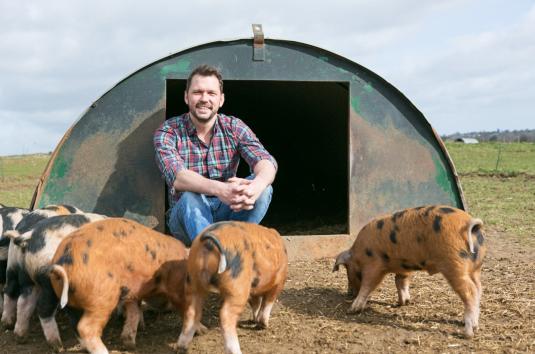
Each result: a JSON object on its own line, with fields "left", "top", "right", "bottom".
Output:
{"left": 1, "top": 0, "right": 534, "bottom": 156}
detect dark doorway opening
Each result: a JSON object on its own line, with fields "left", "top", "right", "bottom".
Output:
{"left": 166, "top": 80, "right": 349, "bottom": 235}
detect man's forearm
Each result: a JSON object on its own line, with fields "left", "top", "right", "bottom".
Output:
{"left": 252, "top": 159, "right": 277, "bottom": 188}
{"left": 175, "top": 170, "right": 250, "bottom": 207}
{"left": 173, "top": 169, "right": 224, "bottom": 196}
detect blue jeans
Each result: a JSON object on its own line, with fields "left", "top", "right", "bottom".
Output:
{"left": 167, "top": 182, "right": 273, "bottom": 247}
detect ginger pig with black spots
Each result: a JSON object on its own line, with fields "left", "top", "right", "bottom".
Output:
{"left": 177, "top": 221, "right": 288, "bottom": 354}
{"left": 7, "top": 213, "right": 106, "bottom": 350}
{"left": 49, "top": 218, "right": 189, "bottom": 354}
{"left": 333, "top": 205, "right": 486, "bottom": 338}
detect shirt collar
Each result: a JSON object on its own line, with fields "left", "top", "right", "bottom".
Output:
{"left": 184, "top": 113, "right": 197, "bottom": 137}
{"left": 184, "top": 113, "right": 220, "bottom": 137}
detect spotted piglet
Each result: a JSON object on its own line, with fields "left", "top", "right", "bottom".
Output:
{"left": 177, "top": 221, "right": 288, "bottom": 354}
{"left": 7, "top": 213, "right": 106, "bottom": 349}
{"left": 333, "top": 205, "right": 486, "bottom": 338}
{"left": 0, "top": 204, "right": 29, "bottom": 313}
{"left": 2, "top": 204, "right": 83, "bottom": 330}
{"left": 49, "top": 218, "right": 189, "bottom": 354}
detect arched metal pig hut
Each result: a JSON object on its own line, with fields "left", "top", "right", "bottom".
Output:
{"left": 31, "top": 27, "right": 465, "bottom": 260}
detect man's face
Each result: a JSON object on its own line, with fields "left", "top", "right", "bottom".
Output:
{"left": 184, "top": 74, "right": 225, "bottom": 124}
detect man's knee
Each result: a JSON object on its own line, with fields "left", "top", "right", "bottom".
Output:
{"left": 178, "top": 192, "right": 205, "bottom": 208}
{"left": 168, "top": 192, "right": 214, "bottom": 244}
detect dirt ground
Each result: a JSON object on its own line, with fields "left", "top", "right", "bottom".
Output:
{"left": 1, "top": 228, "right": 533, "bottom": 354}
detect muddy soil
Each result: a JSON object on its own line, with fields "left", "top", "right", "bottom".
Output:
{"left": 1, "top": 229, "right": 533, "bottom": 353}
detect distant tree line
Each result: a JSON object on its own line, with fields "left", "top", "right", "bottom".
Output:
{"left": 442, "top": 129, "right": 535, "bottom": 142}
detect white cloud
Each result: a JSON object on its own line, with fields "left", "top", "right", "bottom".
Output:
{"left": 0, "top": 110, "right": 70, "bottom": 155}
{"left": 383, "top": 2, "right": 535, "bottom": 133}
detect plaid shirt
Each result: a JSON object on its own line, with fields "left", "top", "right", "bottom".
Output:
{"left": 153, "top": 113, "right": 277, "bottom": 207}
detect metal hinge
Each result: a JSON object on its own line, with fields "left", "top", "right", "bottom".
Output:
{"left": 252, "top": 24, "right": 265, "bottom": 61}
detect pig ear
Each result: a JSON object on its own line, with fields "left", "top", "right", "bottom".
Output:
{"left": 3, "top": 230, "right": 20, "bottom": 240}
{"left": 333, "top": 250, "right": 351, "bottom": 272}
{"left": 13, "top": 232, "right": 31, "bottom": 249}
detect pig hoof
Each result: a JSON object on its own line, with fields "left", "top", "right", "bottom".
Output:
{"left": 254, "top": 322, "right": 267, "bottom": 330}
{"left": 195, "top": 323, "right": 208, "bottom": 335}
{"left": 48, "top": 341, "right": 64, "bottom": 353}
{"left": 122, "top": 338, "right": 136, "bottom": 350}
{"left": 346, "top": 306, "right": 364, "bottom": 314}
{"left": 1, "top": 321, "right": 15, "bottom": 330}
{"left": 463, "top": 327, "right": 474, "bottom": 339}
{"left": 15, "top": 334, "right": 29, "bottom": 344}
{"left": 176, "top": 346, "right": 188, "bottom": 354}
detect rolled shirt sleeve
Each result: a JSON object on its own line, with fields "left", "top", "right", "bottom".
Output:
{"left": 153, "top": 120, "right": 186, "bottom": 190}
{"left": 233, "top": 118, "right": 278, "bottom": 172}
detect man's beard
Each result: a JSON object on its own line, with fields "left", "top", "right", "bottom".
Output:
{"left": 190, "top": 105, "right": 217, "bottom": 123}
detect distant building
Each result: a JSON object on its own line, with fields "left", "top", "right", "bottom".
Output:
{"left": 455, "top": 138, "right": 479, "bottom": 144}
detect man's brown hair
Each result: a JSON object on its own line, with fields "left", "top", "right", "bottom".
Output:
{"left": 186, "top": 65, "right": 224, "bottom": 93}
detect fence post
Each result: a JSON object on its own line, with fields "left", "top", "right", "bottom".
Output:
{"left": 494, "top": 143, "right": 503, "bottom": 172}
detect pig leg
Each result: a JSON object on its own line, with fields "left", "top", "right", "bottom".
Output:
{"left": 471, "top": 268, "right": 482, "bottom": 303}
{"left": 248, "top": 296, "right": 262, "bottom": 322}
{"left": 168, "top": 290, "right": 186, "bottom": 316}
{"left": 469, "top": 268, "right": 482, "bottom": 330}
{"left": 1, "top": 294, "right": 17, "bottom": 329}
{"left": 39, "top": 316, "right": 62, "bottom": 352}
{"left": 177, "top": 292, "right": 206, "bottom": 351}
{"left": 220, "top": 293, "right": 248, "bottom": 354}
{"left": 0, "top": 258, "right": 7, "bottom": 313}
{"left": 36, "top": 272, "right": 63, "bottom": 350}
{"left": 348, "top": 271, "right": 386, "bottom": 313}
{"left": 444, "top": 272, "right": 479, "bottom": 338}
{"left": 64, "top": 305, "right": 83, "bottom": 338}
{"left": 395, "top": 273, "right": 412, "bottom": 306}
{"left": 168, "top": 291, "right": 207, "bottom": 335}
{"left": 14, "top": 282, "right": 40, "bottom": 342}
{"left": 1, "top": 267, "right": 20, "bottom": 329}
{"left": 77, "top": 308, "right": 113, "bottom": 354}
{"left": 120, "top": 301, "right": 141, "bottom": 350}
{"left": 256, "top": 282, "right": 284, "bottom": 329}
{"left": 118, "top": 301, "right": 145, "bottom": 330}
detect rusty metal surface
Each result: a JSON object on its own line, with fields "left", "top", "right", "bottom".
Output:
{"left": 431, "top": 126, "right": 468, "bottom": 211}
{"left": 32, "top": 38, "right": 465, "bottom": 255}
{"left": 284, "top": 235, "right": 354, "bottom": 262}
{"left": 30, "top": 124, "right": 75, "bottom": 210}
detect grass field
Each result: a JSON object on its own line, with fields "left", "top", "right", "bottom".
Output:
{"left": 444, "top": 142, "right": 535, "bottom": 241}
{"left": 445, "top": 141, "right": 535, "bottom": 175}
{"left": 0, "top": 153, "right": 50, "bottom": 207}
